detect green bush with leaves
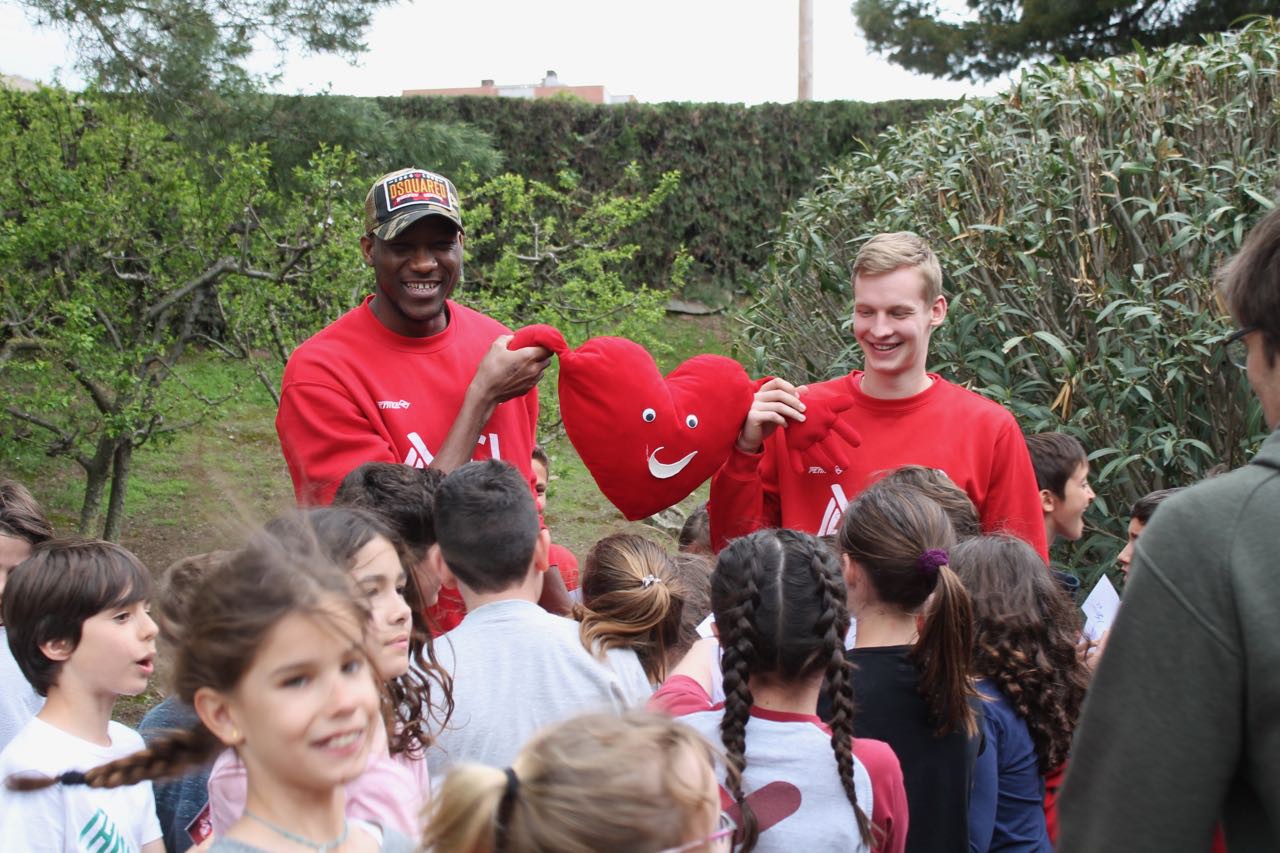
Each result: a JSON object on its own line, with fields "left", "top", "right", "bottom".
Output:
{"left": 743, "top": 22, "right": 1279, "bottom": 583}
{"left": 389, "top": 96, "right": 948, "bottom": 297}
{"left": 459, "top": 165, "right": 683, "bottom": 433}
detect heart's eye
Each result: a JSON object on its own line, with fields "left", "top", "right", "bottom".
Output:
{"left": 642, "top": 408, "right": 657, "bottom": 423}
{"left": 685, "top": 414, "right": 699, "bottom": 429}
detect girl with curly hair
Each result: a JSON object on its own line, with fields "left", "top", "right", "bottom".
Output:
{"left": 952, "top": 534, "right": 1089, "bottom": 850}
{"left": 651, "top": 528, "right": 908, "bottom": 853}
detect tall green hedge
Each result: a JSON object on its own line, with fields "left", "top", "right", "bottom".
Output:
{"left": 743, "top": 21, "right": 1279, "bottom": 582}
{"left": 385, "top": 96, "right": 947, "bottom": 295}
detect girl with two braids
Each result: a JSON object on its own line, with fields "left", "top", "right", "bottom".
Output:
{"left": 650, "top": 528, "right": 908, "bottom": 853}
{"left": 952, "top": 534, "right": 1090, "bottom": 850}
{"left": 824, "top": 480, "right": 991, "bottom": 853}
{"left": 208, "top": 508, "right": 452, "bottom": 839}
{"left": 5, "top": 516, "right": 416, "bottom": 851}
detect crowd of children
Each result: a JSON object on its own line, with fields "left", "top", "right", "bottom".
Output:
{"left": 0, "top": 429, "right": 1186, "bottom": 853}
{"left": 1, "top": 206, "right": 1274, "bottom": 852}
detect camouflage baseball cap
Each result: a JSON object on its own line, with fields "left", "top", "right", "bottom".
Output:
{"left": 363, "top": 168, "right": 464, "bottom": 239}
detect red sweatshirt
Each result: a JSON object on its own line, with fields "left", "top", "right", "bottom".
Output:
{"left": 709, "top": 371, "right": 1048, "bottom": 560}
{"left": 275, "top": 296, "right": 539, "bottom": 505}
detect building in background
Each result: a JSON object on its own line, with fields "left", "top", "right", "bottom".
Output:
{"left": 403, "top": 70, "right": 634, "bottom": 104}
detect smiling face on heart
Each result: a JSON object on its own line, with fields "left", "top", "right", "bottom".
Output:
{"left": 555, "top": 338, "right": 754, "bottom": 521}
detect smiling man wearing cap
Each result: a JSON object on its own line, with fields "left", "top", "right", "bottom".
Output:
{"left": 274, "top": 168, "right": 551, "bottom": 508}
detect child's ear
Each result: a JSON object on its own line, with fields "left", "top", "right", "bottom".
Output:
{"left": 427, "top": 544, "right": 458, "bottom": 591}
{"left": 194, "top": 686, "right": 243, "bottom": 747}
{"left": 533, "top": 529, "right": 551, "bottom": 574}
{"left": 839, "top": 553, "right": 858, "bottom": 587}
{"left": 39, "top": 637, "right": 75, "bottom": 662}
{"left": 1040, "top": 488, "right": 1058, "bottom": 515}
{"left": 412, "top": 556, "right": 440, "bottom": 608}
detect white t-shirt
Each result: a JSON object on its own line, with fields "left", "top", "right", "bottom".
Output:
{"left": 0, "top": 627, "right": 44, "bottom": 751}
{"left": 0, "top": 717, "right": 163, "bottom": 852}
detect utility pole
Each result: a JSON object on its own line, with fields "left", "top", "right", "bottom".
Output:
{"left": 798, "top": 0, "right": 813, "bottom": 101}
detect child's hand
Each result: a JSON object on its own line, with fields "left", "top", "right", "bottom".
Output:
{"left": 1080, "top": 630, "right": 1108, "bottom": 671}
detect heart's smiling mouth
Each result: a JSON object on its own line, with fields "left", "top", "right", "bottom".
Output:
{"left": 647, "top": 446, "right": 698, "bottom": 479}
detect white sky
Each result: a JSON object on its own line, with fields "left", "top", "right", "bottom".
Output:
{"left": 0, "top": 0, "right": 1008, "bottom": 104}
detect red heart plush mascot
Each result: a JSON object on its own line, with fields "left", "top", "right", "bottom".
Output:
{"left": 510, "top": 324, "right": 754, "bottom": 520}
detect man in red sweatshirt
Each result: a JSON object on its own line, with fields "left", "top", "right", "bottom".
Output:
{"left": 709, "top": 231, "right": 1047, "bottom": 559}
{"left": 275, "top": 167, "right": 550, "bottom": 507}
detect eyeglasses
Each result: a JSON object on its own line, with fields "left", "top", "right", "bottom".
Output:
{"left": 1224, "top": 326, "right": 1257, "bottom": 370}
{"left": 659, "top": 811, "right": 737, "bottom": 853}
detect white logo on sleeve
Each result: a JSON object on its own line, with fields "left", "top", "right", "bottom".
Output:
{"left": 816, "top": 484, "right": 850, "bottom": 536}
{"left": 404, "top": 432, "right": 434, "bottom": 468}
{"left": 378, "top": 399, "right": 411, "bottom": 410}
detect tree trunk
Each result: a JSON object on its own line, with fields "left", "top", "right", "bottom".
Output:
{"left": 77, "top": 435, "right": 117, "bottom": 535}
{"left": 102, "top": 440, "right": 133, "bottom": 542}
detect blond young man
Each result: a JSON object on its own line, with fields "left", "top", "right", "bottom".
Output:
{"left": 709, "top": 232, "right": 1047, "bottom": 558}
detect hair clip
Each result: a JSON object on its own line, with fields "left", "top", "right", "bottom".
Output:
{"left": 641, "top": 574, "right": 664, "bottom": 588}
{"left": 917, "top": 548, "right": 949, "bottom": 579}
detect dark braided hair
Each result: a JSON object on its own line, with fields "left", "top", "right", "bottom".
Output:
{"left": 5, "top": 515, "right": 371, "bottom": 793}
{"left": 804, "top": 537, "right": 875, "bottom": 846}
{"left": 712, "top": 529, "right": 872, "bottom": 850}
{"left": 713, "top": 533, "right": 766, "bottom": 850}
{"left": 951, "top": 535, "right": 1090, "bottom": 773}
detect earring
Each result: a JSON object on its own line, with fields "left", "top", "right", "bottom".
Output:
{"left": 230, "top": 727, "right": 241, "bottom": 745}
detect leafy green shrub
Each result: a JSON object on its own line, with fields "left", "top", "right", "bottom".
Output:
{"left": 460, "top": 166, "right": 682, "bottom": 433}
{"left": 743, "top": 22, "right": 1279, "bottom": 583}
{"left": 387, "top": 96, "right": 949, "bottom": 296}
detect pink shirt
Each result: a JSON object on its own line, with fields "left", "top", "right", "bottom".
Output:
{"left": 206, "top": 721, "right": 429, "bottom": 837}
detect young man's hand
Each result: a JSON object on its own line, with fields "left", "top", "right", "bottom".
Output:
{"left": 471, "top": 334, "right": 552, "bottom": 405}
{"left": 735, "top": 377, "right": 807, "bottom": 454}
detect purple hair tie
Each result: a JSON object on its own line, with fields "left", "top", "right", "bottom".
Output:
{"left": 917, "top": 548, "right": 949, "bottom": 578}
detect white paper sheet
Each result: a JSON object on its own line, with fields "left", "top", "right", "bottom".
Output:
{"left": 1081, "top": 574, "right": 1120, "bottom": 642}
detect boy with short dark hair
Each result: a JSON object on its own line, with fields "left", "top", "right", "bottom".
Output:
{"left": 1116, "top": 488, "right": 1183, "bottom": 577}
{"left": 425, "top": 460, "right": 647, "bottom": 777}
{"left": 0, "top": 479, "right": 53, "bottom": 751}
{"left": 1025, "top": 432, "right": 1096, "bottom": 545}
{"left": 0, "top": 539, "right": 163, "bottom": 852}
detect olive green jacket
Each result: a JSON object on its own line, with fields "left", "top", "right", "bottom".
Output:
{"left": 1060, "top": 429, "right": 1280, "bottom": 852}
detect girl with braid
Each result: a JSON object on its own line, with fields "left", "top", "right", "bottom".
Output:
{"left": 424, "top": 710, "right": 731, "bottom": 852}
{"left": 4, "top": 521, "right": 416, "bottom": 852}
{"left": 650, "top": 528, "right": 908, "bottom": 853}
{"left": 209, "top": 508, "right": 453, "bottom": 839}
{"left": 824, "top": 479, "right": 990, "bottom": 853}
{"left": 952, "top": 534, "right": 1089, "bottom": 851}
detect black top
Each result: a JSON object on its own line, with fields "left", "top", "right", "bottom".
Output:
{"left": 819, "top": 645, "right": 982, "bottom": 853}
